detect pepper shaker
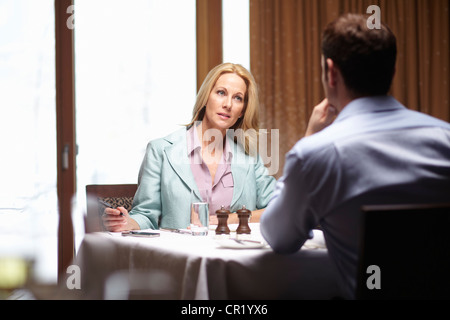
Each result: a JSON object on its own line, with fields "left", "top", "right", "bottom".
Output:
{"left": 236, "top": 205, "right": 251, "bottom": 238}
{"left": 215, "top": 205, "right": 231, "bottom": 237}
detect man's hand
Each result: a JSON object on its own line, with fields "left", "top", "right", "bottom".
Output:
{"left": 305, "top": 99, "right": 337, "bottom": 137}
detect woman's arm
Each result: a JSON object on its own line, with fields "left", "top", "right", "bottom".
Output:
{"left": 128, "top": 141, "right": 164, "bottom": 229}
{"left": 103, "top": 140, "right": 164, "bottom": 231}
{"left": 226, "top": 208, "right": 264, "bottom": 224}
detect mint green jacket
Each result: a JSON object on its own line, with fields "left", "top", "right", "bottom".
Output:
{"left": 129, "top": 127, "right": 276, "bottom": 230}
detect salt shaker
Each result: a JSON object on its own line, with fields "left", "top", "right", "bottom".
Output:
{"left": 215, "top": 205, "right": 231, "bottom": 236}
{"left": 236, "top": 205, "right": 251, "bottom": 238}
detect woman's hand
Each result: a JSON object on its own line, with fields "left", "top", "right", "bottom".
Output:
{"left": 102, "top": 207, "right": 140, "bottom": 232}
{"left": 304, "top": 98, "right": 337, "bottom": 137}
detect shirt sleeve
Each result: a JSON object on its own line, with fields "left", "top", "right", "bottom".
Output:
{"left": 260, "top": 148, "right": 317, "bottom": 254}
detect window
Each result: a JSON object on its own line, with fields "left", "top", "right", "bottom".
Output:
{"left": 222, "top": 0, "right": 250, "bottom": 70}
{"left": 74, "top": 0, "right": 196, "bottom": 245}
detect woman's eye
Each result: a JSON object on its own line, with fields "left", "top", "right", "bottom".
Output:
{"left": 235, "top": 96, "right": 243, "bottom": 102}
{"left": 217, "top": 90, "right": 225, "bottom": 96}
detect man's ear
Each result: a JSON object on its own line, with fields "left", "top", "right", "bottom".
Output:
{"left": 326, "top": 58, "right": 338, "bottom": 88}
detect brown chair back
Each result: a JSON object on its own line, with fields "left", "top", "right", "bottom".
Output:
{"left": 85, "top": 184, "right": 138, "bottom": 232}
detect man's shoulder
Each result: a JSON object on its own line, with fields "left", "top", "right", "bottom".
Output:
{"left": 295, "top": 96, "right": 450, "bottom": 156}
{"left": 289, "top": 132, "right": 339, "bottom": 166}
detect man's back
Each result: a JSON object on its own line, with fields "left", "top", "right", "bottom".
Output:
{"left": 261, "top": 13, "right": 450, "bottom": 299}
{"left": 303, "top": 96, "right": 450, "bottom": 298}
{"left": 262, "top": 96, "right": 450, "bottom": 298}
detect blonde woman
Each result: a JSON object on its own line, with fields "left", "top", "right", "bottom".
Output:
{"left": 103, "top": 63, "right": 276, "bottom": 231}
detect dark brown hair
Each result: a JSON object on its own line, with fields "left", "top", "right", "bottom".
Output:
{"left": 322, "top": 13, "right": 397, "bottom": 96}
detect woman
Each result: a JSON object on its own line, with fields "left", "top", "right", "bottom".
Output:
{"left": 103, "top": 63, "right": 276, "bottom": 231}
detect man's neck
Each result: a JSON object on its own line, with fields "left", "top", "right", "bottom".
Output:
{"left": 335, "top": 87, "right": 365, "bottom": 113}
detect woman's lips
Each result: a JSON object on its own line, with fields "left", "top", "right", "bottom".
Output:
{"left": 218, "top": 113, "right": 231, "bottom": 119}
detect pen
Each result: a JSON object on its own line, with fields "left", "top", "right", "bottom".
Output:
{"left": 99, "top": 200, "right": 124, "bottom": 216}
{"left": 160, "top": 228, "right": 191, "bottom": 235}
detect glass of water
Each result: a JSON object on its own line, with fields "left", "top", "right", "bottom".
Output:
{"left": 190, "top": 189, "right": 210, "bottom": 236}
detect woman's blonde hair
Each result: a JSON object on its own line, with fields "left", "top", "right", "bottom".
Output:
{"left": 186, "top": 63, "right": 260, "bottom": 155}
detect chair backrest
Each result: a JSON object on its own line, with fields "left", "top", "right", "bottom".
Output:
{"left": 356, "top": 202, "right": 450, "bottom": 299}
{"left": 85, "top": 184, "right": 138, "bottom": 232}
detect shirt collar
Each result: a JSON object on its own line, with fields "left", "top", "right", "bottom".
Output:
{"left": 335, "top": 95, "right": 406, "bottom": 123}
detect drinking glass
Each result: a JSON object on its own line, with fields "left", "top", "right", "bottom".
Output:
{"left": 190, "top": 189, "right": 210, "bottom": 236}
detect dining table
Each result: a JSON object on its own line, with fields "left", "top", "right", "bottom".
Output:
{"left": 73, "top": 223, "right": 343, "bottom": 300}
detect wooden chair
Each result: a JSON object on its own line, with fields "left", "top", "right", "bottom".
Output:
{"left": 85, "top": 184, "right": 138, "bottom": 232}
{"left": 356, "top": 202, "right": 450, "bottom": 299}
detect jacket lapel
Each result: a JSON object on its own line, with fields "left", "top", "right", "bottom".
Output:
{"left": 164, "top": 128, "right": 199, "bottom": 195}
{"left": 229, "top": 136, "right": 250, "bottom": 208}
{"left": 164, "top": 127, "right": 251, "bottom": 205}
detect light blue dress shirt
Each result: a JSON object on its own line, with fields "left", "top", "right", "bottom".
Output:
{"left": 261, "top": 96, "right": 450, "bottom": 299}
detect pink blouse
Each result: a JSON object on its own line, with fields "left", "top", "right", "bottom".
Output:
{"left": 187, "top": 124, "right": 234, "bottom": 215}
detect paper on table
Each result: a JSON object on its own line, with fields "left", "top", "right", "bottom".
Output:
{"left": 302, "top": 229, "right": 326, "bottom": 249}
{"left": 215, "top": 238, "right": 268, "bottom": 249}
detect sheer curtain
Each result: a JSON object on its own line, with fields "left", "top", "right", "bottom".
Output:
{"left": 0, "top": 0, "right": 58, "bottom": 284}
{"left": 74, "top": 1, "right": 196, "bottom": 199}
{"left": 250, "top": 0, "right": 450, "bottom": 177}
{"left": 73, "top": 0, "right": 196, "bottom": 250}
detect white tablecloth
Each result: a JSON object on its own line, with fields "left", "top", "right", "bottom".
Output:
{"left": 74, "top": 224, "right": 343, "bottom": 299}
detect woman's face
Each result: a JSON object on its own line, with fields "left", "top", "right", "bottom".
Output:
{"left": 203, "top": 73, "right": 247, "bottom": 133}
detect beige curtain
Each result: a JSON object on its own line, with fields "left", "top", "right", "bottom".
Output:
{"left": 250, "top": 0, "right": 450, "bottom": 178}
{"left": 197, "top": 0, "right": 222, "bottom": 91}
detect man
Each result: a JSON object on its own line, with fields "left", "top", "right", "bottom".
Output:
{"left": 260, "top": 13, "right": 450, "bottom": 299}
